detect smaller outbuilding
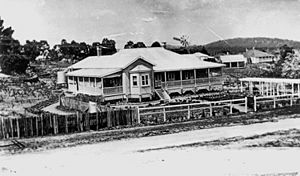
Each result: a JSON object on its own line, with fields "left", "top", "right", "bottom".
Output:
{"left": 219, "top": 54, "right": 247, "bottom": 68}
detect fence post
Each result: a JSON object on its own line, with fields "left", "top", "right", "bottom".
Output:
{"left": 187, "top": 105, "right": 191, "bottom": 120}
{"left": 244, "top": 97, "right": 247, "bottom": 113}
{"left": 229, "top": 101, "right": 233, "bottom": 114}
{"left": 55, "top": 115, "right": 59, "bottom": 134}
{"left": 40, "top": 113, "right": 44, "bottom": 136}
{"left": 254, "top": 96, "right": 257, "bottom": 112}
{"left": 273, "top": 96, "right": 276, "bottom": 109}
{"left": 76, "top": 111, "right": 80, "bottom": 132}
{"left": 86, "top": 113, "right": 90, "bottom": 131}
{"left": 136, "top": 107, "right": 140, "bottom": 124}
{"left": 209, "top": 103, "right": 213, "bottom": 116}
{"left": 0, "top": 117, "right": 4, "bottom": 139}
{"left": 35, "top": 116, "right": 39, "bottom": 136}
{"left": 96, "top": 112, "right": 99, "bottom": 131}
{"left": 29, "top": 117, "right": 33, "bottom": 137}
{"left": 16, "top": 118, "right": 20, "bottom": 138}
{"left": 10, "top": 118, "right": 13, "bottom": 138}
{"left": 3, "top": 118, "right": 7, "bottom": 139}
{"left": 107, "top": 109, "right": 112, "bottom": 127}
{"left": 290, "top": 95, "right": 293, "bottom": 106}
{"left": 163, "top": 107, "right": 166, "bottom": 122}
{"left": 65, "top": 115, "right": 68, "bottom": 133}
{"left": 53, "top": 115, "right": 57, "bottom": 135}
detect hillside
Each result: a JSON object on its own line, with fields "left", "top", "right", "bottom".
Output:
{"left": 164, "top": 44, "right": 209, "bottom": 55}
{"left": 204, "top": 37, "right": 300, "bottom": 55}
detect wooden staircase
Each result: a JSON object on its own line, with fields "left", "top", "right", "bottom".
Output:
{"left": 155, "top": 89, "right": 171, "bottom": 102}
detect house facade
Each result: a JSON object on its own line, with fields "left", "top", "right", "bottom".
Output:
{"left": 219, "top": 54, "right": 247, "bottom": 68}
{"left": 64, "top": 48, "right": 225, "bottom": 101}
{"left": 245, "top": 49, "right": 275, "bottom": 63}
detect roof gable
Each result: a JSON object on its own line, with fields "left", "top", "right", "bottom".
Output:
{"left": 130, "top": 64, "right": 152, "bottom": 72}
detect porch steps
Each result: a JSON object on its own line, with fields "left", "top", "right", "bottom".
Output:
{"left": 155, "top": 89, "right": 171, "bottom": 101}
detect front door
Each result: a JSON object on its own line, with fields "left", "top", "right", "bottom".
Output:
{"left": 130, "top": 73, "right": 140, "bottom": 95}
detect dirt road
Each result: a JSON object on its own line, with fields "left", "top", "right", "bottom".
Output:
{"left": 1, "top": 118, "right": 300, "bottom": 176}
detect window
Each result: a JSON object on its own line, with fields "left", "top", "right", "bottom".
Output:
{"left": 231, "top": 62, "right": 238, "bottom": 68}
{"left": 238, "top": 62, "right": 245, "bottom": 68}
{"left": 210, "top": 68, "right": 222, "bottom": 77}
{"left": 154, "top": 72, "right": 164, "bottom": 81}
{"left": 78, "top": 77, "right": 83, "bottom": 86}
{"left": 167, "top": 71, "right": 180, "bottom": 81}
{"left": 224, "top": 63, "right": 230, "bottom": 68}
{"left": 84, "top": 77, "right": 89, "bottom": 86}
{"left": 132, "top": 76, "right": 138, "bottom": 86}
{"left": 196, "top": 69, "right": 208, "bottom": 78}
{"left": 90, "top": 77, "right": 95, "bottom": 87}
{"left": 141, "top": 74, "right": 149, "bottom": 86}
{"left": 183, "top": 70, "right": 194, "bottom": 80}
{"left": 96, "top": 78, "right": 102, "bottom": 88}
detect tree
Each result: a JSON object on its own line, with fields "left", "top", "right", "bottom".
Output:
{"left": 0, "top": 17, "right": 28, "bottom": 75}
{"left": 22, "top": 40, "right": 50, "bottom": 61}
{"left": 272, "top": 44, "right": 295, "bottom": 77}
{"left": 151, "top": 41, "right": 161, "bottom": 47}
{"left": 124, "top": 41, "right": 134, "bottom": 49}
{"left": 279, "top": 44, "right": 293, "bottom": 60}
{"left": 0, "top": 17, "right": 20, "bottom": 54}
{"left": 280, "top": 53, "right": 300, "bottom": 78}
{"left": 61, "top": 39, "right": 67, "bottom": 45}
{"left": 0, "top": 54, "right": 29, "bottom": 74}
{"left": 133, "top": 42, "right": 146, "bottom": 48}
{"left": 101, "top": 38, "right": 117, "bottom": 55}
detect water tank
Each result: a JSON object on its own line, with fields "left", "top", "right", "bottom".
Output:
{"left": 57, "top": 71, "right": 66, "bottom": 84}
{"left": 89, "top": 101, "right": 97, "bottom": 113}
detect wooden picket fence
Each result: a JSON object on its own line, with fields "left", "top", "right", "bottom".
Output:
{"left": 252, "top": 94, "right": 300, "bottom": 111}
{"left": 1, "top": 94, "right": 300, "bottom": 140}
{"left": 0, "top": 108, "right": 138, "bottom": 139}
{"left": 138, "top": 94, "right": 300, "bottom": 125}
{"left": 138, "top": 98, "right": 247, "bottom": 125}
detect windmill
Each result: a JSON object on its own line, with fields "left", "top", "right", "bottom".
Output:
{"left": 173, "top": 35, "right": 191, "bottom": 54}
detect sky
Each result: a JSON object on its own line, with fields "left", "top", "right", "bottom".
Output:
{"left": 1, "top": 0, "right": 300, "bottom": 48}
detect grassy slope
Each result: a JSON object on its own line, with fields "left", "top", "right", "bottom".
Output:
{"left": 204, "top": 37, "right": 300, "bottom": 55}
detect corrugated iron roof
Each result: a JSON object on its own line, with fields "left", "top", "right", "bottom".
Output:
{"left": 67, "top": 48, "right": 225, "bottom": 76}
{"left": 220, "top": 54, "right": 247, "bottom": 62}
{"left": 66, "top": 68, "right": 120, "bottom": 77}
{"left": 245, "top": 49, "right": 274, "bottom": 58}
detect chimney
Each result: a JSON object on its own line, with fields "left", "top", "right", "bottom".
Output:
{"left": 96, "top": 46, "right": 102, "bottom": 56}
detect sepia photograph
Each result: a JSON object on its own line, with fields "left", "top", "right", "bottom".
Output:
{"left": 0, "top": 0, "right": 300, "bottom": 175}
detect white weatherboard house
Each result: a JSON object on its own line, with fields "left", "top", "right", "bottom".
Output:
{"left": 65, "top": 47, "right": 225, "bottom": 101}
{"left": 219, "top": 54, "right": 247, "bottom": 68}
{"left": 245, "top": 49, "right": 275, "bottom": 63}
